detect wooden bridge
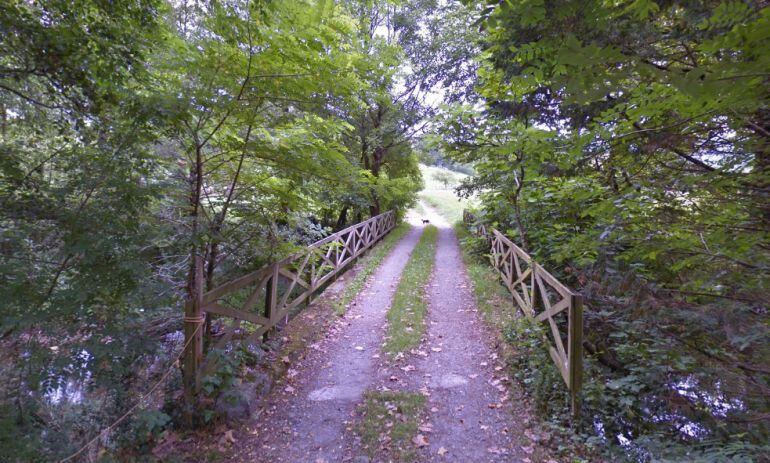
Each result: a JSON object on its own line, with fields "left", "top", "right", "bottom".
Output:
{"left": 182, "top": 211, "right": 396, "bottom": 402}
{"left": 463, "top": 210, "right": 583, "bottom": 417}
{"left": 182, "top": 210, "right": 583, "bottom": 417}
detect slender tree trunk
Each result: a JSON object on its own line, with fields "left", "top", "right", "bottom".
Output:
{"left": 511, "top": 162, "right": 530, "bottom": 250}
{"left": 512, "top": 196, "right": 530, "bottom": 251}
{"left": 183, "top": 142, "right": 204, "bottom": 426}
{"left": 335, "top": 206, "right": 348, "bottom": 230}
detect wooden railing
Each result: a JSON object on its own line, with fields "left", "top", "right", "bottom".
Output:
{"left": 463, "top": 210, "right": 584, "bottom": 417}
{"left": 183, "top": 211, "right": 396, "bottom": 390}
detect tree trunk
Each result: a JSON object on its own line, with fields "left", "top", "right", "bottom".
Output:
{"left": 512, "top": 196, "right": 530, "bottom": 251}
{"left": 335, "top": 206, "right": 348, "bottom": 230}
{"left": 183, "top": 143, "right": 205, "bottom": 426}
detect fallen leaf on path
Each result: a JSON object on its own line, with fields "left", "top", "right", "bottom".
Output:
{"left": 412, "top": 434, "right": 429, "bottom": 447}
{"left": 284, "top": 385, "right": 295, "bottom": 393}
{"left": 521, "top": 445, "right": 534, "bottom": 454}
{"left": 487, "top": 446, "right": 506, "bottom": 455}
{"left": 355, "top": 346, "right": 364, "bottom": 351}
{"left": 480, "top": 361, "right": 488, "bottom": 366}
{"left": 437, "top": 447, "right": 448, "bottom": 456}
{"left": 281, "top": 356, "right": 290, "bottom": 364}
{"left": 431, "top": 347, "right": 442, "bottom": 352}
{"left": 418, "top": 424, "right": 433, "bottom": 433}
{"left": 469, "top": 374, "right": 479, "bottom": 379}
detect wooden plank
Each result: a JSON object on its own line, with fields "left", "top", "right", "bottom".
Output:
{"left": 569, "top": 293, "right": 584, "bottom": 418}
{"left": 264, "top": 264, "right": 278, "bottom": 340}
{"left": 243, "top": 324, "right": 272, "bottom": 346}
{"left": 241, "top": 273, "right": 271, "bottom": 313}
{"left": 204, "top": 302, "right": 270, "bottom": 326}
{"left": 202, "top": 265, "right": 272, "bottom": 304}
{"left": 535, "top": 297, "right": 570, "bottom": 322}
{"left": 549, "top": 346, "right": 570, "bottom": 386}
{"left": 537, "top": 272, "right": 568, "bottom": 363}
{"left": 512, "top": 290, "right": 534, "bottom": 317}
{"left": 513, "top": 267, "right": 532, "bottom": 308}
{"left": 535, "top": 264, "right": 574, "bottom": 298}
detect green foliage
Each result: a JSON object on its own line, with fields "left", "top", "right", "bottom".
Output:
{"left": 0, "top": 404, "right": 42, "bottom": 462}
{"left": 0, "top": 0, "right": 430, "bottom": 459}
{"left": 131, "top": 410, "right": 172, "bottom": 450}
{"left": 385, "top": 225, "right": 438, "bottom": 354}
{"left": 440, "top": 1, "right": 770, "bottom": 458}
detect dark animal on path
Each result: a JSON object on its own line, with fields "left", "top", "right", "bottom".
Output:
{"left": 422, "top": 219, "right": 430, "bottom": 224}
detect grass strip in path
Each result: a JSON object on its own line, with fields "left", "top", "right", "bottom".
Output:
{"left": 384, "top": 225, "right": 438, "bottom": 354}
{"left": 355, "top": 391, "right": 427, "bottom": 462}
{"left": 334, "top": 222, "right": 411, "bottom": 315}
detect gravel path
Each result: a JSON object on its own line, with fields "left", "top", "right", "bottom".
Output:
{"left": 232, "top": 215, "right": 426, "bottom": 463}
{"left": 414, "top": 204, "right": 529, "bottom": 462}
{"left": 231, "top": 205, "right": 548, "bottom": 463}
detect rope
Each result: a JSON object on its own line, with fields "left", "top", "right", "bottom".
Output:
{"left": 183, "top": 315, "right": 206, "bottom": 324}
{"left": 60, "top": 322, "right": 204, "bottom": 463}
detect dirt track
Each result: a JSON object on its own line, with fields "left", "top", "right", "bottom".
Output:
{"left": 230, "top": 205, "right": 547, "bottom": 462}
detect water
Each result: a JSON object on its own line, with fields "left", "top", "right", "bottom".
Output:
{"left": 42, "top": 349, "right": 92, "bottom": 405}
{"left": 673, "top": 376, "right": 745, "bottom": 418}
{"left": 592, "top": 374, "right": 748, "bottom": 461}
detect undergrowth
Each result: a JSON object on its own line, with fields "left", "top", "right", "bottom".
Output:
{"left": 454, "top": 222, "right": 770, "bottom": 462}
{"left": 335, "top": 222, "right": 410, "bottom": 315}
{"left": 384, "top": 225, "right": 437, "bottom": 354}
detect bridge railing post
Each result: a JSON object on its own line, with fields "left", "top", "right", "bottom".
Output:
{"left": 263, "top": 263, "right": 278, "bottom": 341}
{"left": 568, "top": 293, "right": 584, "bottom": 421}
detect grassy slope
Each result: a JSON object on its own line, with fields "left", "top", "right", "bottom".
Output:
{"left": 418, "top": 163, "right": 474, "bottom": 223}
{"left": 334, "top": 222, "right": 411, "bottom": 315}
{"left": 384, "top": 225, "right": 438, "bottom": 354}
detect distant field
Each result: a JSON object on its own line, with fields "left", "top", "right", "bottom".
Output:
{"left": 418, "top": 164, "right": 475, "bottom": 224}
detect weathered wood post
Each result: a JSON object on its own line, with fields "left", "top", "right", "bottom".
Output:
{"left": 263, "top": 263, "right": 278, "bottom": 341}
{"left": 183, "top": 254, "right": 205, "bottom": 421}
{"left": 568, "top": 293, "right": 584, "bottom": 421}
